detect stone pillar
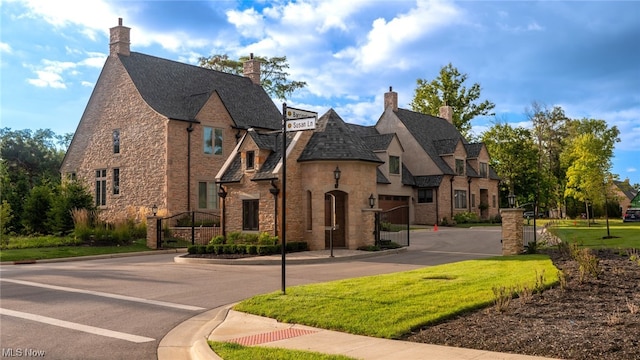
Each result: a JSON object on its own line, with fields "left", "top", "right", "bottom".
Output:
{"left": 146, "top": 216, "right": 160, "bottom": 249}
{"left": 499, "top": 208, "right": 524, "bottom": 255}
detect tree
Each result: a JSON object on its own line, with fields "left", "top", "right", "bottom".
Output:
{"left": 563, "top": 119, "right": 620, "bottom": 226}
{"left": 22, "top": 183, "right": 53, "bottom": 234}
{"left": 528, "top": 103, "right": 570, "bottom": 217}
{"left": 481, "top": 122, "right": 538, "bottom": 206}
{"left": 198, "top": 54, "right": 306, "bottom": 101}
{"left": 47, "top": 180, "right": 95, "bottom": 235}
{"left": 411, "top": 63, "right": 495, "bottom": 139}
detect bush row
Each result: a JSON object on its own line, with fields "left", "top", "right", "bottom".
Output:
{"left": 188, "top": 241, "right": 308, "bottom": 256}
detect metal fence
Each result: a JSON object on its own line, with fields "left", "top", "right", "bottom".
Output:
{"left": 158, "top": 211, "right": 221, "bottom": 247}
{"left": 376, "top": 205, "right": 410, "bottom": 247}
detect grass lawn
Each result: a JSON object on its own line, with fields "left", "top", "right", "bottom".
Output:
{"left": 234, "top": 255, "right": 558, "bottom": 339}
{"left": 547, "top": 219, "right": 640, "bottom": 249}
{"left": 0, "top": 238, "right": 151, "bottom": 262}
{"left": 209, "top": 342, "right": 355, "bottom": 360}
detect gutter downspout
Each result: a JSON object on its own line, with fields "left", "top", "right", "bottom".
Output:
{"left": 468, "top": 177, "right": 472, "bottom": 213}
{"left": 186, "top": 123, "right": 194, "bottom": 211}
{"left": 450, "top": 176, "right": 454, "bottom": 220}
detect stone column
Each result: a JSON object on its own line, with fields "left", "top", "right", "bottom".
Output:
{"left": 499, "top": 208, "right": 524, "bottom": 255}
{"left": 146, "top": 216, "right": 160, "bottom": 249}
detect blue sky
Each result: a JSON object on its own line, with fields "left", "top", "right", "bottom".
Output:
{"left": 1, "top": 0, "right": 639, "bottom": 184}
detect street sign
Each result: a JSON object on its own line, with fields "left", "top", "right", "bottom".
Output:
{"left": 286, "top": 117, "right": 316, "bottom": 132}
{"left": 286, "top": 107, "right": 317, "bottom": 120}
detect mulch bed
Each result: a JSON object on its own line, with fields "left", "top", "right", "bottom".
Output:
{"left": 404, "top": 248, "right": 640, "bottom": 359}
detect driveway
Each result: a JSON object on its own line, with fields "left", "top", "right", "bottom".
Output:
{"left": 0, "top": 226, "right": 501, "bottom": 359}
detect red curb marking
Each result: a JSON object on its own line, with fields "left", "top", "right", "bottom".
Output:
{"left": 227, "top": 328, "right": 318, "bottom": 346}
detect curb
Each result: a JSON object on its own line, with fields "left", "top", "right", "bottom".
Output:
{"left": 158, "top": 305, "right": 233, "bottom": 360}
{"left": 0, "top": 248, "right": 188, "bottom": 266}
{"left": 173, "top": 247, "right": 407, "bottom": 265}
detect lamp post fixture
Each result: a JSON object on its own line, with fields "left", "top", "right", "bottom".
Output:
{"left": 369, "top": 193, "right": 375, "bottom": 208}
{"left": 334, "top": 166, "right": 341, "bottom": 188}
{"left": 151, "top": 204, "right": 158, "bottom": 216}
{"left": 508, "top": 193, "right": 516, "bottom": 208}
{"left": 217, "top": 184, "right": 227, "bottom": 238}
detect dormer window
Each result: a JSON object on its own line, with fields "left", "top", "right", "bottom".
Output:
{"left": 455, "top": 159, "right": 465, "bottom": 176}
{"left": 480, "top": 162, "right": 488, "bottom": 178}
{"left": 389, "top": 155, "right": 400, "bottom": 175}
{"left": 246, "top": 151, "right": 255, "bottom": 170}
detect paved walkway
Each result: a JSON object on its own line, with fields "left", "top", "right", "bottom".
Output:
{"left": 160, "top": 249, "right": 561, "bottom": 360}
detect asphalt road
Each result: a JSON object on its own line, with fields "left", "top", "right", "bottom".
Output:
{"left": 0, "top": 226, "right": 501, "bottom": 360}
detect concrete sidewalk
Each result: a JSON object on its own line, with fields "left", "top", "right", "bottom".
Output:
{"left": 160, "top": 305, "right": 561, "bottom": 360}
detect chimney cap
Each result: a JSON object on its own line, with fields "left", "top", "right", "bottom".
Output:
{"left": 118, "top": 18, "right": 122, "bottom": 26}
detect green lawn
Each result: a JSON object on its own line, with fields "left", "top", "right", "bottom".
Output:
{"left": 0, "top": 238, "right": 151, "bottom": 262}
{"left": 209, "top": 342, "right": 355, "bottom": 360}
{"left": 234, "top": 255, "right": 558, "bottom": 339}
{"left": 547, "top": 219, "right": 640, "bottom": 249}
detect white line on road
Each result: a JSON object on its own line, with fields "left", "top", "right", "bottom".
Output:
{"left": 0, "top": 278, "right": 205, "bottom": 311}
{"left": 0, "top": 308, "right": 155, "bottom": 343}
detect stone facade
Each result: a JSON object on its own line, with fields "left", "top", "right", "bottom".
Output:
{"left": 500, "top": 208, "right": 524, "bottom": 255}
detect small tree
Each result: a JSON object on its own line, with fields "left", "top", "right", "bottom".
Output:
{"left": 0, "top": 200, "right": 13, "bottom": 241}
{"left": 411, "top": 63, "right": 495, "bottom": 139}
{"left": 48, "top": 180, "right": 95, "bottom": 235}
{"left": 22, "top": 184, "right": 53, "bottom": 234}
{"left": 198, "top": 54, "right": 307, "bottom": 101}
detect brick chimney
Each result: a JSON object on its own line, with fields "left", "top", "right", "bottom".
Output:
{"left": 109, "top": 18, "right": 130, "bottom": 57}
{"left": 384, "top": 86, "right": 398, "bottom": 111}
{"left": 439, "top": 104, "right": 453, "bottom": 124}
{"left": 243, "top": 53, "right": 261, "bottom": 85}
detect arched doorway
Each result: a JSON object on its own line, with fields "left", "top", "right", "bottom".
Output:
{"left": 325, "top": 190, "right": 346, "bottom": 248}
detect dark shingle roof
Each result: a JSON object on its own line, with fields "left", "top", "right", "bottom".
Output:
{"left": 614, "top": 180, "right": 639, "bottom": 201}
{"left": 433, "top": 138, "right": 459, "bottom": 155}
{"left": 219, "top": 155, "right": 243, "bottom": 183}
{"left": 413, "top": 175, "right": 444, "bottom": 188}
{"left": 466, "top": 163, "right": 480, "bottom": 178}
{"left": 346, "top": 123, "right": 379, "bottom": 137}
{"left": 298, "top": 109, "right": 383, "bottom": 163}
{"left": 402, "top": 164, "right": 416, "bottom": 186}
{"left": 465, "top": 143, "right": 483, "bottom": 158}
{"left": 119, "top": 52, "right": 281, "bottom": 130}
{"left": 393, "top": 109, "right": 465, "bottom": 175}
{"left": 377, "top": 168, "right": 391, "bottom": 184}
{"left": 362, "top": 134, "right": 395, "bottom": 151}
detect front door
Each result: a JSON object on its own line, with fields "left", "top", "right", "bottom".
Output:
{"left": 325, "top": 191, "right": 346, "bottom": 248}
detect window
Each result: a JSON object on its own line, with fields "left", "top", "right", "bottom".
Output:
{"left": 455, "top": 159, "right": 465, "bottom": 175}
{"left": 480, "top": 162, "right": 488, "bottom": 178}
{"left": 198, "top": 182, "right": 219, "bottom": 209}
{"left": 246, "top": 151, "right": 255, "bottom": 170}
{"left": 113, "top": 129, "right": 120, "bottom": 154}
{"left": 454, "top": 190, "right": 467, "bottom": 209}
{"left": 389, "top": 155, "right": 400, "bottom": 175}
{"left": 471, "top": 193, "right": 476, "bottom": 208}
{"left": 493, "top": 195, "right": 497, "bottom": 208}
{"left": 113, "top": 168, "right": 120, "bottom": 195}
{"left": 95, "top": 169, "right": 107, "bottom": 206}
{"left": 67, "top": 172, "right": 77, "bottom": 181}
{"left": 204, "top": 127, "right": 223, "bottom": 155}
{"left": 242, "top": 199, "right": 259, "bottom": 230}
{"left": 418, "top": 189, "right": 434, "bottom": 203}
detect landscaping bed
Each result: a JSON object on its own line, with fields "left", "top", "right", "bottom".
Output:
{"left": 405, "top": 248, "right": 640, "bottom": 360}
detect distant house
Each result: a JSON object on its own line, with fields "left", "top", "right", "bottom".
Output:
{"left": 62, "top": 20, "right": 501, "bottom": 251}
{"left": 613, "top": 180, "right": 639, "bottom": 210}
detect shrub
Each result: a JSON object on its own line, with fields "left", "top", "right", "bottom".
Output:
{"left": 226, "top": 231, "right": 242, "bottom": 244}
{"left": 210, "top": 235, "right": 225, "bottom": 245}
{"left": 246, "top": 245, "right": 257, "bottom": 255}
{"left": 0, "top": 200, "right": 13, "bottom": 241}
{"left": 453, "top": 212, "right": 479, "bottom": 224}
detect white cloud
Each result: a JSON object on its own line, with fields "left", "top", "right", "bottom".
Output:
{"left": 628, "top": 167, "right": 637, "bottom": 173}
{"left": 337, "top": 0, "right": 461, "bottom": 71}
{"left": 0, "top": 42, "right": 13, "bottom": 54}
{"left": 226, "top": 7, "right": 265, "bottom": 38}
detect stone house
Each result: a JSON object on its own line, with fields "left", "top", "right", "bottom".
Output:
{"left": 60, "top": 19, "right": 281, "bottom": 221}
{"left": 218, "top": 87, "right": 501, "bottom": 250}
{"left": 62, "top": 20, "right": 500, "bottom": 251}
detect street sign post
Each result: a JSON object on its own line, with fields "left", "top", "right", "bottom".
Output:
{"left": 280, "top": 104, "right": 317, "bottom": 295}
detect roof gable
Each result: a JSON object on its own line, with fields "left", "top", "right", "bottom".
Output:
{"left": 119, "top": 52, "right": 281, "bottom": 130}
{"left": 298, "top": 109, "right": 383, "bottom": 163}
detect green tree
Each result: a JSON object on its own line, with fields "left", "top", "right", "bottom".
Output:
{"left": 528, "top": 103, "right": 570, "bottom": 216}
{"left": 563, "top": 119, "right": 620, "bottom": 216}
{"left": 22, "top": 183, "right": 53, "bottom": 234}
{"left": 47, "top": 180, "right": 95, "bottom": 235}
{"left": 198, "top": 54, "right": 307, "bottom": 101}
{"left": 410, "top": 63, "right": 495, "bottom": 139}
{"left": 481, "top": 122, "right": 538, "bottom": 206}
